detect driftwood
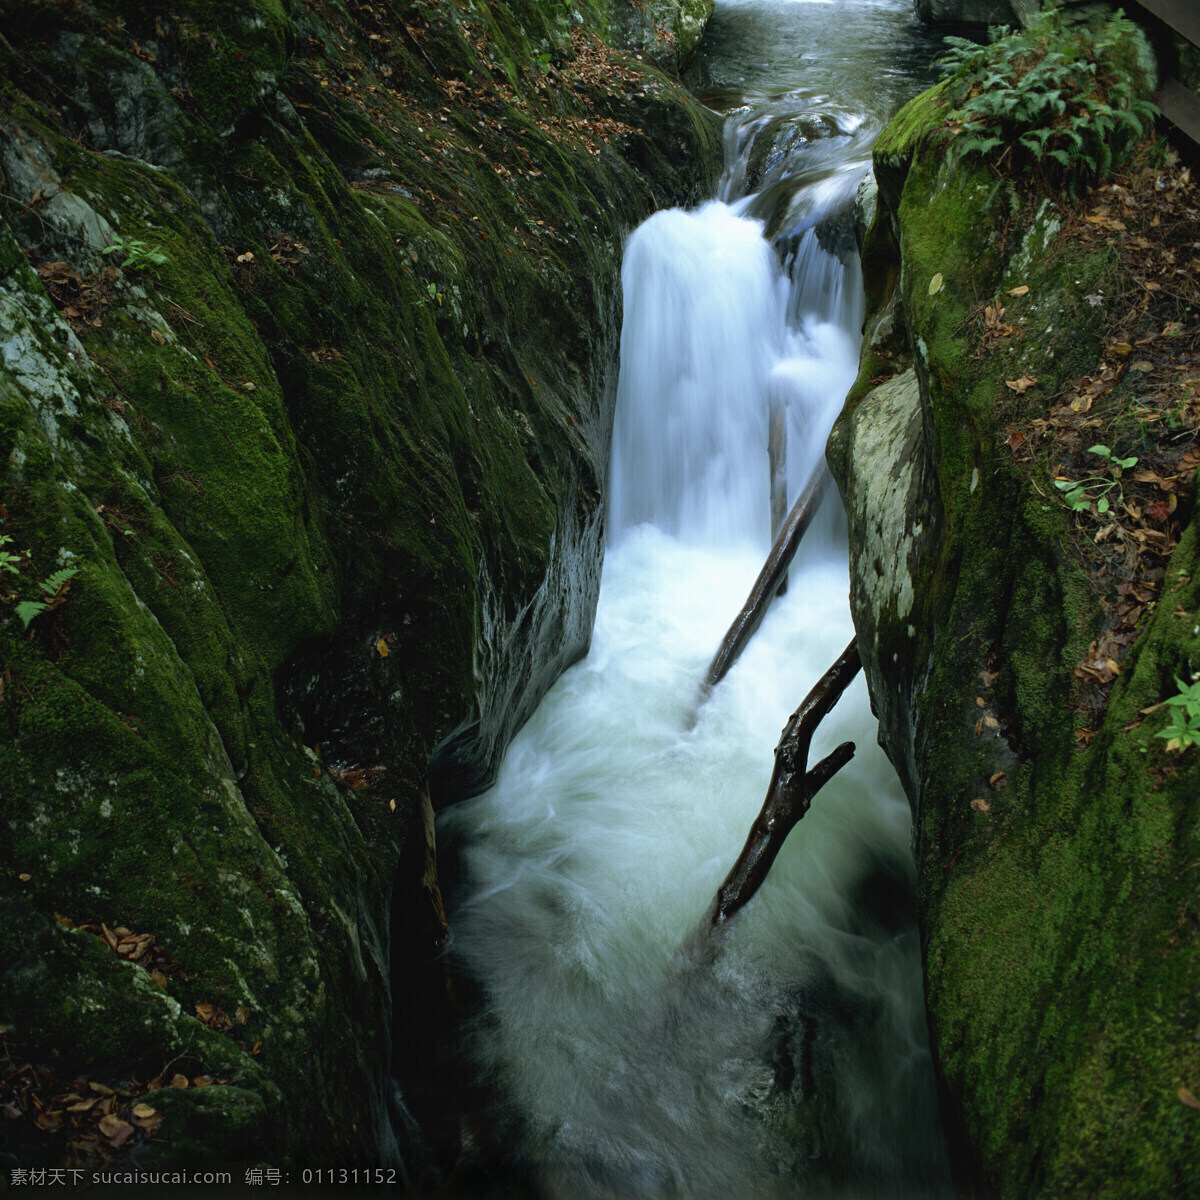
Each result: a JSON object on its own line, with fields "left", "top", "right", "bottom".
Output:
{"left": 698, "top": 471, "right": 828, "bottom": 702}
{"left": 684, "top": 639, "right": 861, "bottom": 960}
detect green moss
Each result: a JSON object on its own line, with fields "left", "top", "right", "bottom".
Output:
{"left": 0, "top": 0, "right": 721, "bottom": 1171}
{"left": 852, "top": 69, "right": 1200, "bottom": 1200}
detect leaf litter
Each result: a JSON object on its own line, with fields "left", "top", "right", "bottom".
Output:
{"left": 1004, "top": 152, "right": 1200, "bottom": 739}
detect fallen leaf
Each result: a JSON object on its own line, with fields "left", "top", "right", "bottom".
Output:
{"left": 89, "top": 1081, "right": 115, "bottom": 1096}
{"left": 928, "top": 272, "right": 944, "bottom": 296}
{"left": 236, "top": 251, "right": 254, "bottom": 263}
{"left": 375, "top": 637, "right": 389, "bottom": 658}
{"left": 100, "top": 1115, "right": 135, "bottom": 1148}
{"left": 1005, "top": 429, "right": 1026, "bottom": 451}
{"left": 1110, "top": 342, "right": 1133, "bottom": 357}
{"left": 1131, "top": 361, "right": 1154, "bottom": 372}
{"left": 971, "top": 798, "right": 991, "bottom": 812}
{"left": 1005, "top": 375, "right": 1038, "bottom": 393}
{"left": 236, "top": 1005, "right": 250, "bottom": 1026}
{"left": 170, "top": 1074, "right": 189, "bottom": 1089}
{"left": 989, "top": 771, "right": 1007, "bottom": 787}
{"left": 974, "top": 718, "right": 983, "bottom": 737}
{"left": 17, "top": 873, "right": 30, "bottom": 882}
{"left": 1006, "top": 284, "right": 1029, "bottom": 296}
{"left": 1179, "top": 1086, "right": 1200, "bottom": 1111}
{"left": 149, "top": 329, "right": 165, "bottom": 345}
{"left": 131, "top": 1103, "right": 157, "bottom": 1119}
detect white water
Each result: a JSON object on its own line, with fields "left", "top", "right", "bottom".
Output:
{"left": 439, "top": 1, "right": 951, "bottom": 1195}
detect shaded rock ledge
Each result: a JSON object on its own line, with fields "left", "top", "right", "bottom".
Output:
{"left": 0, "top": 0, "right": 720, "bottom": 1176}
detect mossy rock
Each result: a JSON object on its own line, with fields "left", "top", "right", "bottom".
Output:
{"left": 0, "top": 0, "right": 721, "bottom": 1174}
{"left": 830, "top": 49, "right": 1199, "bottom": 1200}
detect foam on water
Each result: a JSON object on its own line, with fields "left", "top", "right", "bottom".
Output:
{"left": 440, "top": 198, "right": 948, "bottom": 1195}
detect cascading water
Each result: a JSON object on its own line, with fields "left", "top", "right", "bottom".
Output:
{"left": 438, "top": 2, "right": 953, "bottom": 1195}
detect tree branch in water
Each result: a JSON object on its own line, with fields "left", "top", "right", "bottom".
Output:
{"left": 698, "top": 472, "right": 828, "bottom": 703}
{"left": 690, "top": 638, "right": 861, "bottom": 955}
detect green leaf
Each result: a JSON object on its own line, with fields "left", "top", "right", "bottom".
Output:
{"left": 15, "top": 600, "right": 45, "bottom": 629}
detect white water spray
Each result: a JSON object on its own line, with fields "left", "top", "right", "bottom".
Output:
{"left": 440, "top": 1, "right": 951, "bottom": 1194}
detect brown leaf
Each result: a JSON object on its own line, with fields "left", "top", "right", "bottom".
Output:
{"left": 1131, "top": 361, "right": 1154, "bottom": 373}
{"left": 170, "top": 1074, "right": 189, "bottom": 1089}
{"left": 236, "top": 1006, "right": 250, "bottom": 1026}
{"left": 1110, "top": 342, "right": 1133, "bottom": 357}
{"left": 988, "top": 771, "right": 1007, "bottom": 788}
{"left": 195, "top": 1002, "right": 214, "bottom": 1020}
{"left": 375, "top": 636, "right": 389, "bottom": 658}
{"left": 1005, "top": 375, "right": 1038, "bottom": 393}
{"left": 1179, "top": 1086, "right": 1200, "bottom": 1111}
{"left": 131, "top": 1103, "right": 157, "bottom": 1118}
{"left": 1005, "top": 429, "right": 1026, "bottom": 451}
{"left": 150, "top": 968, "right": 168, "bottom": 988}
{"left": 102, "top": 1116, "right": 136, "bottom": 1148}
{"left": 88, "top": 1081, "right": 115, "bottom": 1096}
{"left": 149, "top": 329, "right": 166, "bottom": 345}
{"left": 1006, "top": 285, "right": 1030, "bottom": 296}
{"left": 970, "top": 798, "right": 991, "bottom": 812}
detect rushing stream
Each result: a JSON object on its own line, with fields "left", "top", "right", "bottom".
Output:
{"left": 439, "top": 2, "right": 954, "bottom": 1195}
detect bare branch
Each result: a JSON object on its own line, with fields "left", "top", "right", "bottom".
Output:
{"left": 690, "top": 639, "right": 862, "bottom": 955}
{"left": 698, "top": 472, "right": 828, "bottom": 702}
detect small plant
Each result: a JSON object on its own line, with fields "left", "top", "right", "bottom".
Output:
{"left": 1155, "top": 675, "right": 1200, "bottom": 752}
{"left": 0, "top": 534, "right": 22, "bottom": 575}
{"left": 419, "top": 280, "right": 443, "bottom": 307}
{"left": 102, "top": 236, "right": 168, "bottom": 270}
{"left": 937, "top": 4, "right": 1158, "bottom": 193}
{"left": 1054, "top": 443, "right": 1137, "bottom": 514}
{"left": 15, "top": 566, "right": 79, "bottom": 629}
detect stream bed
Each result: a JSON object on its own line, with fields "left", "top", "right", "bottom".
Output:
{"left": 439, "top": 2, "right": 955, "bottom": 1195}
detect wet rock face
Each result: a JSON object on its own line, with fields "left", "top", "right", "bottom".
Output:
{"left": 830, "top": 33, "right": 1199, "bottom": 1200}
{"left": 828, "top": 370, "right": 939, "bottom": 806}
{"left": 0, "top": 0, "right": 720, "bottom": 1174}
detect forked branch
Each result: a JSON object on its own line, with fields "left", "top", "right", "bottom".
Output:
{"left": 685, "top": 638, "right": 861, "bottom": 959}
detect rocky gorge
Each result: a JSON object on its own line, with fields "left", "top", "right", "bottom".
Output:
{"left": 1, "top": 0, "right": 1198, "bottom": 1195}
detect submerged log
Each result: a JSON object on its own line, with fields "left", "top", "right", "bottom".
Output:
{"left": 683, "top": 639, "right": 861, "bottom": 962}
{"left": 698, "top": 471, "right": 828, "bottom": 702}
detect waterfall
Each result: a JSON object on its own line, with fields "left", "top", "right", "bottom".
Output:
{"left": 438, "top": 2, "right": 952, "bottom": 1195}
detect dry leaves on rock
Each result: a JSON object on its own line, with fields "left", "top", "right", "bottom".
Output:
{"left": 32, "top": 259, "right": 120, "bottom": 334}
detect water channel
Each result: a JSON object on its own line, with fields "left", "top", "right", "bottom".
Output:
{"left": 438, "top": 2, "right": 955, "bottom": 1195}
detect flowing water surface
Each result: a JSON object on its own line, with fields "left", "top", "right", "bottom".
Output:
{"left": 439, "top": 2, "right": 953, "bottom": 1195}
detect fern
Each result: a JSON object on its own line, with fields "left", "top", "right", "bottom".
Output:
{"left": 40, "top": 567, "right": 78, "bottom": 595}
{"left": 936, "top": 4, "right": 1159, "bottom": 191}
{"left": 14, "top": 565, "right": 78, "bottom": 628}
